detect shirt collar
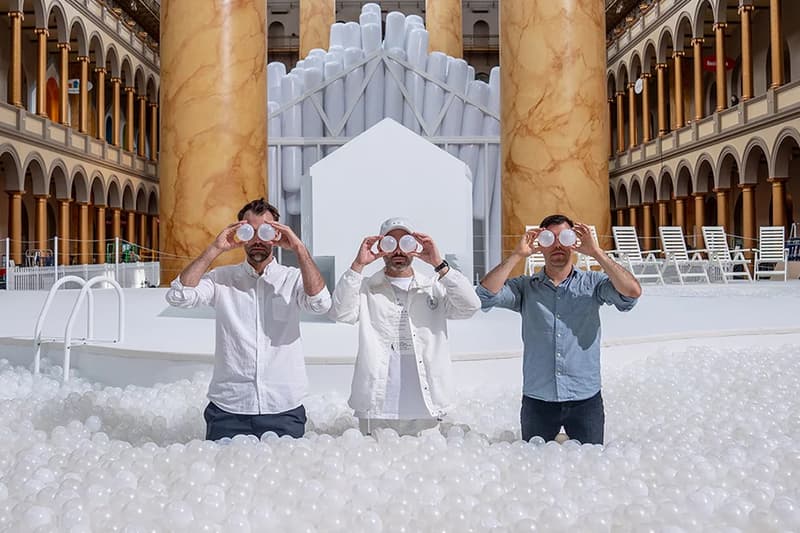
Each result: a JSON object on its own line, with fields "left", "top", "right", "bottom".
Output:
{"left": 241, "top": 258, "right": 280, "bottom": 281}
{"left": 368, "top": 268, "right": 435, "bottom": 290}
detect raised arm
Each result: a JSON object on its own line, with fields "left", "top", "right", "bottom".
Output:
{"left": 574, "top": 223, "right": 642, "bottom": 299}
{"left": 270, "top": 221, "right": 326, "bottom": 297}
{"left": 480, "top": 228, "right": 539, "bottom": 293}
{"left": 179, "top": 222, "right": 244, "bottom": 287}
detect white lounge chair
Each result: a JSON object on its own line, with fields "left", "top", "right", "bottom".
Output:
{"left": 753, "top": 226, "right": 788, "bottom": 281}
{"left": 577, "top": 225, "right": 603, "bottom": 271}
{"left": 658, "top": 226, "right": 711, "bottom": 284}
{"left": 701, "top": 226, "right": 752, "bottom": 283}
{"left": 523, "top": 226, "right": 546, "bottom": 275}
{"left": 611, "top": 226, "right": 664, "bottom": 284}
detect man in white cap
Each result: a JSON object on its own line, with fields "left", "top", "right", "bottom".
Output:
{"left": 330, "top": 217, "right": 481, "bottom": 435}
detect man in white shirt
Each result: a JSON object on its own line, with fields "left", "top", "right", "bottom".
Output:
{"left": 165, "top": 198, "right": 331, "bottom": 440}
{"left": 330, "top": 217, "right": 481, "bottom": 436}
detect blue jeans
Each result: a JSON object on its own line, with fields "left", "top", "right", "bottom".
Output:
{"left": 204, "top": 402, "right": 307, "bottom": 440}
{"left": 520, "top": 391, "right": 605, "bottom": 444}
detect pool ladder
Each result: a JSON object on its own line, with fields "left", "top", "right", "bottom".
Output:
{"left": 33, "top": 275, "right": 125, "bottom": 381}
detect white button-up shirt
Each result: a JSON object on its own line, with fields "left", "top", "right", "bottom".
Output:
{"left": 165, "top": 260, "right": 331, "bottom": 415}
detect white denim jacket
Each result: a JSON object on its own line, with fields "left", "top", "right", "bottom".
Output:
{"left": 330, "top": 267, "right": 481, "bottom": 418}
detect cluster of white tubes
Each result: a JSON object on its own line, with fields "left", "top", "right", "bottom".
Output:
{"left": 267, "top": 2, "right": 501, "bottom": 234}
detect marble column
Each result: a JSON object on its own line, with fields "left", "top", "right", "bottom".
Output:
{"left": 79, "top": 203, "right": 90, "bottom": 264}
{"left": 770, "top": 0, "right": 783, "bottom": 88}
{"left": 769, "top": 178, "right": 787, "bottom": 228}
{"left": 148, "top": 103, "right": 158, "bottom": 161}
{"left": 616, "top": 91, "right": 625, "bottom": 153}
{"left": 500, "top": 0, "right": 610, "bottom": 260}
{"left": 658, "top": 201, "right": 668, "bottom": 228}
{"left": 126, "top": 211, "right": 136, "bottom": 245}
{"left": 78, "top": 57, "right": 90, "bottom": 133}
{"left": 427, "top": 0, "right": 463, "bottom": 58}
{"left": 9, "top": 192, "right": 22, "bottom": 264}
{"left": 740, "top": 5, "right": 754, "bottom": 100}
{"left": 35, "top": 196, "right": 48, "bottom": 251}
{"left": 161, "top": 0, "right": 268, "bottom": 279}
{"left": 110, "top": 78, "right": 121, "bottom": 146}
{"left": 9, "top": 12, "right": 23, "bottom": 107}
{"left": 673, "top": 51, "right": 685, "bottom": 129}
{"left": 95, "top": 206, "right": 106, "bottom": 264}
{"left": 300, "top": 0, "right": 335, "bottom": 59}
{"left": 58, "top": 43, "right": 70, "bottom": 125}
{"left": 125, "top": 87, "right": 135, "bottom": 152}
{"left": 95, "top": 68, "right": 106, "bottom": 140}
{"left": 58, "top": 199, "right": 70, "bottom": 265}
{"left": 137, "top": 96, "right": 147, "bottom": 157}
{"left": 674, "top": 197, "right": 685, "bottom": 231}
{"left": 741, "top": 185, "right": 755, "bottom": 250}
{"left": 714, "top": 188, "right": 728, "bottom": 227}
{"left": 692, "top": 38, "right": 704, "bottom": 120}
{"left": 641, "top": 73, "right": 651, "bottom": 143}
{"left": 111, "top": 208, "right": 122, "bottom": 241}
{"left": 694, "top": 193, "right": 705, "bottom": 248}
{"left": 656, "top": 63, "right": 667, "bottom": 135}
{"left": 628, "top": 206, "right": 638, "bottom": 231}
{"left": 616, "top": 209, "right": 625, "bottom": 227}
{"left": 35, "top": 28, "right": 48, "bottom": 116}
{"left": 714, "top": 23, "right": 727, "bottom": 112}
{"left": 627, "top": 83, "right": 637, "bottom": 148}
{"left": 642, "top": 203, "right": 653, "bottom": 250}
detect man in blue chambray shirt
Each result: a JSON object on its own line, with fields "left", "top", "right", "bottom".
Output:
{"left": 477, "top": 214, "right": 641, "bottom": 444}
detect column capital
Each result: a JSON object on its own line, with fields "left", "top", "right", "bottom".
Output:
{"left": 33, "top": 27, "right": 49, "bottom": 37}
{"left": 77, "top": 56, "right": 90, "bottom": 63}
{"left": 738, "top": 183, "right": 755, "bottom": 191}
{"left": 7, "top": 11, "right": 23, "bottom": 20}
{"left": 628, "top": 82, "right": 636, "bottom": 90}
{"left": 713, "top": 22, "right": 728, "bottom": 31}
{"left": 137, "top": 95, "right": 148, "bottom": 102}
{"left": 641, "top": 72, "right": 652, "bottom": 79}
{"left": 58, "top": 197, "right": 71, "bottom": 204}
{"left": 767, "top": 176, "right": 788, "bottom": 183}
{"left": 110, "top": 76, "right": 122, "bottom": 85}
{"left": 656, "top": 62, "right": 669, "bottom": 70}
{"left": 148, "top": 102, "right": 158, "bottom": 109}
{"left": 738, "top": 4, "right": 755, "bottom": 14}
{"left": 57, "top": 42, "right": 71, "bottom": 52}
{"left": 691, "top": 37, "right": 705, "bottom": 46}
{"left": 616, "top": 91, "right": 625, "bottom": 98}
{"left": 673, "top": 50, "right": 686, "bottom": 58}
{"left": 713, "top": 188, "right": 729, "bottom": 194}
{"left": 33, "top": 193, "right": 50, "bottom": 200}
{"left": 124, "top": 86, "right": 136, "bottom": 94}
{"left": 94, "top": 67, "right": 107, "bottom": 74}
{"left": 692, "top": 191, "right": 706, "bottom": 197}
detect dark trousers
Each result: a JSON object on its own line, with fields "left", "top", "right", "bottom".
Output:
{"left": 204, "top": 402, "right": 307, "bottom": 441}
{"left": 520, "top": 391, "right": 605, "bottom": 445}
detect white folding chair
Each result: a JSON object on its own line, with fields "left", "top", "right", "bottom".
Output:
{"left": 658, "top": 226, "right": 711, "bottom": 284}
{"left": 701, "top": 226, "right": 752, "bottom": 283}
{"left": 577, "top": 225, "right": 603, "bottom": 271}
{"left": 753, "top": 226, "right": 788, "bottom": 281}
{"left": 611, "top": 226, "right": 664, "bottom": 284}
{"left": 523, "top": 226, "right": 546, "bottom": 275}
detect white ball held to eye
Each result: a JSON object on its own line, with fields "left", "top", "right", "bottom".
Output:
{"left": 399, "top": 234, "right": 419, "bottom": 253}
{"left": 380, "top": 236, "right": 397, "bottom": 253}
{"left": 236, "top": 224, "right": 255, "bottom": 242}
{"left": 537, "top": 230, "right": 555, "bottom": 248}
{"left": 558, "top": 229, "right": 577, "bottom": 247}
{"left": 257, "top": 224, "right": 277, "bottom": 242}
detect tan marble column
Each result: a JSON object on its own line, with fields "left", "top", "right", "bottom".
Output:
{"left": 616, "top": 92, "right": 625, "bottom": 153}
{"left": 740, "top": 5, "right": 754, "bottom": 100}
{"left": 110, "top": 77, "right": 121, "bottom": 146}
{"left": 148, "top": 103, "right": 158, "bottom": 161}
{"left": 616, "top": 209, "right": 625, "bottom": 227}
{"left": 34, "top": 196, "right": 48, "bottom": 251}
{"left": 694, "top": 193, "right": 705, "bottom": 248}
{"left": 673, "top": 51, "right": 685, "bottom": 129}
{"left": 79, "top": 203, "right": 90, "bottom": 264}
{"left": 35, "top": 28, "right": 48, "bottom": 116}
{"left": 674, "top": 197, "right": 686, "bottom": 231}
{"left": 58, "top": 43, "right": 70, "bottom": 125}
{"left": 9, "top": 12, "right": 23, "bottom": 107}
{"left": 641, "top": 73, "right": 652, "bottom": 143}
{"left": 628, "top": 206, "right": 638, "bottom": 232}
{"left": 300, "top": 0, "right": 335, "bottom": 59}
{"left": 656, "top": 63, "right": 667, "bottom": 135}
{"left": 500, "top": 0, "right": 610, "bottom": 260}
{"left": 58, "top": 199, "right": 70, "bottom": 265}
{"left": 111, "top": 208, "right": 122, "bottom": 240}
{"left": 714, "top": 23, "right": 727, "bottom": 112}
{"left": 95, "top": 68, "right": 106, "bottom": 140}
{"left": 137, "top": 96, "right": 147, "bottom": 157}
{"left": 126, "top": 211, "right": 136, "bottom": 245}
{"left": 642, "top": 203, "right": 653, "bottom": 250}
{"left": 658, "top": 201, "right": 669, "bottom": 228}
{"left": 161, "top": 0, "right": 267, "bottom": 278}
{"left": 9, "top": 192, "right": 23, "bottom": 264}
{"left": 691, "top": 38, "right": 704, "bottom": 121}
{"left": 714, "top": 188, "right": 728, "bottom": 227}
{"left": 95, "top": 206, "right": 106, "bottom": 264}
{"left": 78, "top": 56, "right": 90, "bottom": 133}
{"left": 427, "top": 0, "right": 463, "bottom": 58}
{"left": 769, "top": 178, "right": 787, "bottom": 228}
{"left": 770, "top": 0, "right": 783, "bottom": 88}
{"left": 627, "top": 83, "right": 637, "bottom": 148}
{"left": 741, "top": 185, "right": 755, "bottom": 249}
{"left": 124, "top": 87, "right": 135, "bottom": 152}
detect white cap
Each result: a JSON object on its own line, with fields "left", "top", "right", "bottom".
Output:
{"left": 379, "top": 217, "right": 414, "bottom": 236}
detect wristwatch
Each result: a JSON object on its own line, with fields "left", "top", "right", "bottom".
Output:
{"left": 434, "top": 259, "right": 449, "bottom": 273}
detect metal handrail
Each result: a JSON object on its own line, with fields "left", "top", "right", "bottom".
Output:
{"left": 62, "top": 277, "right": 125, "bottom": 382}
{"left": 33, "top": 276, "right": 94, "bottom": 375}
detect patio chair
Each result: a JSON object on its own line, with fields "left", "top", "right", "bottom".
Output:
{"left": 610, "top": 226, "right": 664, "bottom": 284}
{"left": 658, "top": 226, "right": 711, "bottom": 284}
{"left": 700, "top": 226, "right": 753, "bottom": 283}
{"left": 577, "top": 225, "right": 603, "bottom": 271}
{"left": 523, "top": 226, "right": 546, "bottom": 275}
{"left": 753, "top": 226, "right": 788, "bottom": 281}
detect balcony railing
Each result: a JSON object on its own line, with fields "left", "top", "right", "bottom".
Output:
{"left": 463, "top": 34, "right": 499, "bottom": 52}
